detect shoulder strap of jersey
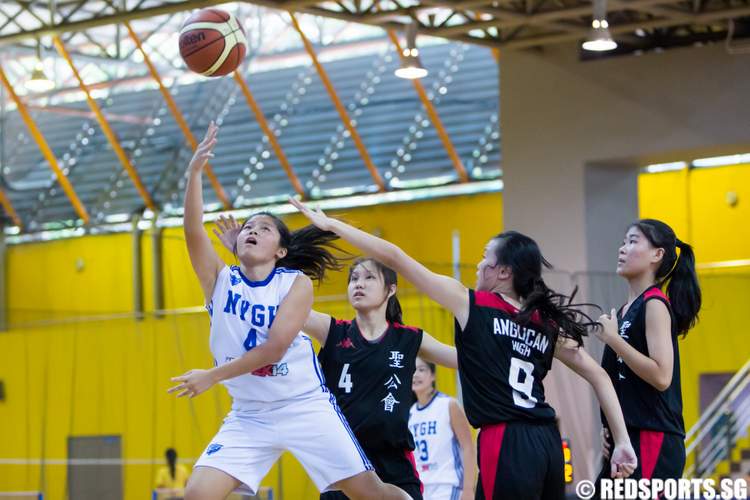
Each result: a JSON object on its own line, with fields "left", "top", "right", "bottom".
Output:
{"left": 323, "top": 317, "right": 355, "bottom": 350}
{"left": 644, "top": 286, "right": 670, "bottom": 304}
{"left": 391, "top": 322, "right": 422, "bottom": 335}
{"left": 212, "top": 265, "right": 232, "bottom": 296}
{"left": 642, "top": 286, "right": 675, "bottom": 331}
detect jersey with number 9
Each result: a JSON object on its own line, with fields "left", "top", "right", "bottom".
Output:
{"left": 455, "top": 290, "right": 557, "bottom": 427}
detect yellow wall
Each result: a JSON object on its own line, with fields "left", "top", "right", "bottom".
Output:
{"left": 638, "top": 163, "right": 750, "bottom": 428}
{"left": 638, "top": 163, "right": 750, "bottom": 263}
{"left": 2, "top": 162, "right": 749, "bottom": 499}
{"left": 0, "top": 192, "right": 502, "bottom": 500}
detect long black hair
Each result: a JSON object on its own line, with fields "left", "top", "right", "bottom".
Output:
{"left": 241, "top": 212, "right": 343, "bottom": 282}
{"left": 165, "top": 448, "right": 177, "bottom": 480}
{"left": 348, "top": 257, "right": 403, "bottom": 324}
{"left": 630, "top": 219, "right": 701, "bottom": 336}
{"left": 492, "top": 231, "right": 598, "bottom": 347}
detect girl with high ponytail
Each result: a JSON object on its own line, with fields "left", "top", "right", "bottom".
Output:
{"left": 290, "top": 199, "right": 637, "bottom": 500}
{"left": 596, "top": 219, "right": 701, "bottom": 484}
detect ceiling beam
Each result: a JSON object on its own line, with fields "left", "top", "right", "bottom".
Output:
{"left": 425, "top": 0, "right": 687, "bottom": 36}
{"left": 497, "top": 4, "right": 750, "bottom": 49}
{"left": 0, "top": 0, "right": 233, "bottom": 45}
{"left": 422, "top": 0, "right": 580, "bottom": 33}
{"left": 274, "top": 3, "right": 504, "bottom": 47}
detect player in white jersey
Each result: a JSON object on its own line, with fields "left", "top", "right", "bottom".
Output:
{"left": 409, "top": 358, "right": 476, "bottom": 500}
{"left": 167, "top": 122, "right": 410, "bottom": 500}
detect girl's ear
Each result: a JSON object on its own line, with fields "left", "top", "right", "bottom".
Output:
{"left": 651, "top": 246, "right": 665, "bottom": 264}
{"left": 275, "top": 246, "right": 288, "bottom": 260}
{"left": 497, "top": 264, "right": 512, "bottom": 281}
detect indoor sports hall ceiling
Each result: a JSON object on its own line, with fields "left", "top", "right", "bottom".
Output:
{"left": 1, "top": 1, "right": 748, "bottom": 236}
{"left": 1, "top": 0, "right": 749, "bottom": 54}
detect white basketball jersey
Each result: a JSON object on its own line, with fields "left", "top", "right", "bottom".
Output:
{"left": 207, "top": 265, "right": 325, "bottom": 407}
{"left": 409, "top": 392, "right": 463, "bottom": 488}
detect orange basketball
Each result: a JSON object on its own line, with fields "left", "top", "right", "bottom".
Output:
{"left": 179, "top": 8, "right": 247, "bottom": 77}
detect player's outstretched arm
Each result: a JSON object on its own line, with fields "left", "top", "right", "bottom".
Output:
{"left": 290, "top": 198, "right": 471, "bottom": 328}
{"left": 419, "top": 333, "right": 457, "bottom": 369}
{"left": 168, "top": 274, "right": 314, "bottom": 398}
{"left": 554, "top": 338, "right": 638, "bottom": 479}
{"left": 184, "top": 121, "right": 224, "bottom": 304}
{"left": 448, "top": 399, "right": 476, "bottom": 500}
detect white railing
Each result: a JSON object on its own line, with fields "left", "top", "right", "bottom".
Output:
{"left": 684, "top": 357, "right": 750, "bottom": 477}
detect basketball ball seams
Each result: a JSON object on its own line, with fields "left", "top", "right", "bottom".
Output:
{"left": 180, "top": 28, "right": 243, "bottom": 69}
{"left": 180, "top": 14, "right": 243, "bottom": 38}
{"left": 180, "top": 21, "right": 234, "bottom": 38}
{"left": 214, "top": 44, "right": 241, "bottom": 77}
{"left": 179, "top": 8, "right": 246, "bottom": 77}
{"left": 183, "top": 8, "right": 228, "bottom": 24}
{"left": 200, "top": 29, "right": 244, "bottom": 76}
{"left": 181, "top": 34, "right": 226, "bottom": 60}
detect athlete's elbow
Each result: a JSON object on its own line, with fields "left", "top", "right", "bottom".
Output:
{"left": 377, "top": 244, "right": 400, "bottom": 267}
{"left": 264, "top": 342, "right": 288, "bottom": 364}
{"left": 651, "top": 373, "right": 672, "bottom": 392}
{"left": 584, "top": 362, "right": 609, "bottom": 387}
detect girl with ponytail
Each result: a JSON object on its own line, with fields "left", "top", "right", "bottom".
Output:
{"left": 290, "top": 199, "right": 637, "bottom": 500}
{"left": 596, "top": 219, "right": 701, "bottom": 484}
{"left": 214, "top": 225, "right": 459, "bottom": 500}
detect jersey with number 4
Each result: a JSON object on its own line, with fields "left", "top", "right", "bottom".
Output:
{"left": 455, "top": 290, "right": 557, "bottom": 427}
{"left": 318, "top": 318, "right": 423, "bottom": 451}
{"left": 207, "top": 265, "right": 324, "bottom": 407}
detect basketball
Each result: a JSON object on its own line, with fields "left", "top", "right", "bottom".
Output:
{"left": 178, "top": 8, "right": 247, "bottom": 77}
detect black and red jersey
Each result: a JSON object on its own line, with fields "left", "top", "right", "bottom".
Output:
{"left": 455, "top": 290, "right": 558, "bottom": 428}
{"left": 600, "top": 286, "right": 685, "bottom": 436}
{"left": 318, "top": 318, "right": 423, "bottom": 451}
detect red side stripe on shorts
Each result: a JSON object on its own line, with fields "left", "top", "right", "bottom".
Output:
{"left": 479, "top": 423, "right": 506, "bottom": 498}
{"left": 404, "top": 450, "right": 424, "bottom": 494}
{"left": 640, "top": 430, "right": 665, "bottom": 480}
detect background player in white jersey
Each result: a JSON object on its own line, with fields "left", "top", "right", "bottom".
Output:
{"left": 167, "top": 122, "right": 410, "bottom": 500}
{"left": 410, "top": 358, "right": 476, "bottom": 500}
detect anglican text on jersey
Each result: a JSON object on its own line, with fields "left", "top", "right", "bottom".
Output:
{"left": 493, "top": 317, "right": 549, "bottom": 356}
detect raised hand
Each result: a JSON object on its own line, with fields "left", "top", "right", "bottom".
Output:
{"left": 188, "top": 121, "right": 218, "bottom": 173}
{"left": 288, "top": 197, "right": 334, "bottom": 231}
{"left": 213, "top": 214, "right": 241, "bottom": 253}
{"left": 595, "top": 308, "right": 619, "bottom": 346}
